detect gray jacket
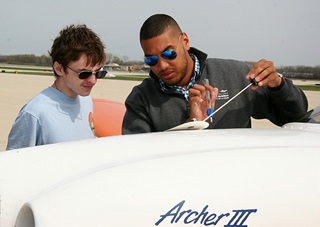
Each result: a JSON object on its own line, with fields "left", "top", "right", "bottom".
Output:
{"left": 122, "top": 48, "right": 308, "bottom": 134}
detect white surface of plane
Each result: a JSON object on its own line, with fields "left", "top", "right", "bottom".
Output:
{"left": 0, "top": 120, "right": 319, "bottom": 226}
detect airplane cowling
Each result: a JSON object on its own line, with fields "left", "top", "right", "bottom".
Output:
{"left": 7, "top": 126, "right": 320, "bottom": 227}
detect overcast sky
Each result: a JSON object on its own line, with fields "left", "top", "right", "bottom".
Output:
{"left": 1, "top": 0, "right": 319, "bottom": 66}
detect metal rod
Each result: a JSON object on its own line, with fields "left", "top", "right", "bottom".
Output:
{"left": 203, "top": 81, "right": 254, "bottom": 122}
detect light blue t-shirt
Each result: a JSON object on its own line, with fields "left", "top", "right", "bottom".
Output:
{"left": 6, "top": 87, "right": 94, "bottom": 150}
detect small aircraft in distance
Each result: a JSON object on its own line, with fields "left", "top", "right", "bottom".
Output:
{"left": 0, "top": 100, "right": 319, "bottom": 227}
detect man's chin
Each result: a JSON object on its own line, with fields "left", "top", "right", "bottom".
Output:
{"left": 79, "top": 91, "right": 91, "bottom": 97}
{"left": 162, "top": 78, "right": 181, "bottom": 87}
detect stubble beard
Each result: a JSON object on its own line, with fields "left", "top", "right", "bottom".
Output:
{"left": 171, "top": 52, "right": 189, "bottom": 87}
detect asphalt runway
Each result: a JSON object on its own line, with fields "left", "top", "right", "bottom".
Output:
{"left": 1, "top": 72, "right": 319, "bottom": 151}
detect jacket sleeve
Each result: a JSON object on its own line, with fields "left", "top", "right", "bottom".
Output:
{"left": 252, "top": 77, "right": 308, "bottom": 126}
{"left": 6, "top": 112, "right": 41, "bottom": 150}
{"left": 122, "top": 89, "right": 154, "bottom": 134}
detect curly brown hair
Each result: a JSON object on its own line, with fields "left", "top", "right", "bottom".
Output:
{"left": 49, "top": 24, "right": 106, "bottom": 77}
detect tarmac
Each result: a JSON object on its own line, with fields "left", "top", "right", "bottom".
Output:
{"left": 1, "top": 72, "right": 319, "bottom": 151}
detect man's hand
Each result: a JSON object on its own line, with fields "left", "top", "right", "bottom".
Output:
{"left": 246, "top": 59, "right": 282, "bottom": 90}
{"left": 188, "top": 84, "right": 218, "bottom": 121}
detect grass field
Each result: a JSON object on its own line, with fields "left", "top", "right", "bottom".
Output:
{"left": 295, "top": 85, "right": 320, "bottom": 91}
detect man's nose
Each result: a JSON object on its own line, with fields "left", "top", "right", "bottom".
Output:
{"left": 157, "top": 57, "right": 169, "bottom": 70}
{"left": 87, "top": 73, "right": 97, "bottom": 84}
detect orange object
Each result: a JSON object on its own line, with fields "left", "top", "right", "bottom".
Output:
{"left": 92, "top": 99, "right": 126, "bottom": 137}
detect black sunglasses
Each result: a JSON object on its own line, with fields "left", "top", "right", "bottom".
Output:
{"left": 144, "top": 34, "right": 182, "bottom": 66}
{"left": 67, "top": 66, "right": 108, "bottom": 79}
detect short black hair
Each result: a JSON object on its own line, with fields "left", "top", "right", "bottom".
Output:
{"left": 140, "top": 14, "right": 182, "bottom": 41}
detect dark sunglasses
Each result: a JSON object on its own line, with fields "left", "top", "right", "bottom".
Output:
{"left": 144, "top": 34, "right": 182, "bottom": 66}
{"left": 67, "top": 66, "right": 108, "bottom": 79}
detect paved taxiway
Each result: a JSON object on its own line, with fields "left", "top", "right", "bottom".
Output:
{"left": 1, "top": 72, "right": 319, "bottom": 151}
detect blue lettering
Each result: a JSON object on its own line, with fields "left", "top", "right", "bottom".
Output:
{"left": 155, "top": 201, "right": 257, "bottom": 226}
{"left": 205, "top": 213, "right": 230, "bottom": 226}
{"left": 175, "top": 209, "right": 191, "bottom": 223}
{"left": 155, "top": 200, "right": 185, "bottom": 225}
{"left": 190, "top": 205, "right": 209, "bottom": 224}
{"left": 185, "top": 211, "right": 199, "bottom": 224}
{"left": 224, "top": 209, "right": 257, "bottom": 227}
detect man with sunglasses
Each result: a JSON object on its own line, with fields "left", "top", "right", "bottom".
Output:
{"left": 122, "top": 14, "right": 308, "bottom": 133}
{"left": 6, "top": 24, "right": 107, "bottom": 150}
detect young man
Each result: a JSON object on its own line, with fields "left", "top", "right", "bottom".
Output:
{"left": 122, "top": 14, "right": 308, "bottom": 134}
{"left": 6, "top": 24, "right": 107, "bottom": 150}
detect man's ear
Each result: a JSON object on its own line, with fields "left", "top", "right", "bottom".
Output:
{"left": 181, "top": 32, "right": 190, "bottom": 51}
{"left": 53, "top": 61, "right": 64, "bottom": 76}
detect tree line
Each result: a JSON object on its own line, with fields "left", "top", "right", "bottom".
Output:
{"left": 0, "top": 54, "right": 52, "bottom": 66}
{"left": 0, "top": 54, "right": 143, "bottom": 67}
{"left": 278, "top": 65, "right": 320, "bottom": 80}
{"left": 1, "top": 54, "right": 319, "bottom": 79}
